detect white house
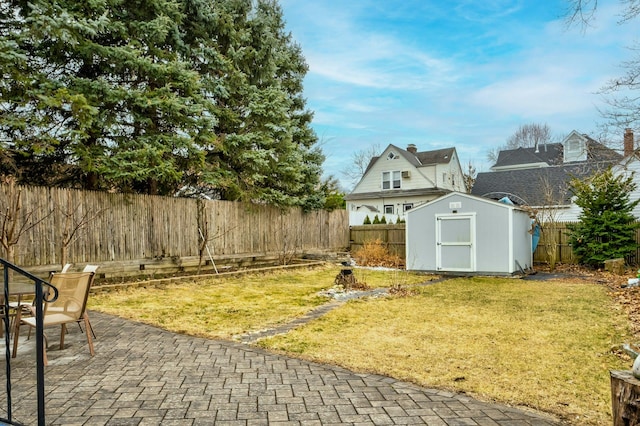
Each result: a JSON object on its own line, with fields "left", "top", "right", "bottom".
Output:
{"left": 613, "top": 149, "right": 640, "bottom": 219}
{"left": 345, "top": 144, "right": 465, "bottom": 226}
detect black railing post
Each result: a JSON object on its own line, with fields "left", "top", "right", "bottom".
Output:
{"left": 3, "top": 266, "right": 13, "bottom": 422}
{"left": 0, "top": 258, "right": 57, "bottom": 426}
{"left": 33, "top": 275, "right": 45, "bottom": 426}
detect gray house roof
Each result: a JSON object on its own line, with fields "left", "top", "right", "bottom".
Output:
{"left": 364, "top": 145, "right": 456, "bottom": 174}
{"left": 344, "top": 187, "right": 450, "bottom": 201}
{"left": 415, "top": 147, "right": 456, "bottom": 165}
{"left": 472, "top": 161, "right": 616, "bottom": 206}
{"left": 492, "top": 138, "right": 621, "bottom": 170}
{"left": 493, "top": 144, "right": 563, "bottom": 168}
{"left": 476, "top": 132, "right": 624, "bottom": 206}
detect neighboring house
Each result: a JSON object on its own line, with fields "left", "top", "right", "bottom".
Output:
{"left": 471, "top": 129, "right": 628, "bottom": 221}
{"left": 613, "top": 148, "right": 640, "bottom": 220}
{"left": 345, "top": 144, "right": 465, "bottom": 225}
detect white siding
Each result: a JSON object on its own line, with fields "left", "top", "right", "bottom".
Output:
{"left": 435, "top": 151, "right": 466, "bottom": 192}
{"left": 347, "top": 193, "right": 442, "bottom": 225}
{"left": 613, "top": 158, "right": 640, "bottom": 220}
{"left": 351, "top": 146, "right": 435, "bottom": 195}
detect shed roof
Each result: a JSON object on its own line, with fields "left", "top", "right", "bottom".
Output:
{"left": 407, "top": 191, "right": 530, "bottom": 215}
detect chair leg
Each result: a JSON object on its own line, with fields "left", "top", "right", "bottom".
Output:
{"left": 84, "top": 315, "right": 96, "bottom": 340}
{"left": 11, "top": 308, "right": 22, "bottom": 358}
{"left": 83, "top": 314, "right": 95, "bottom": 356}
{"left": 59, "top": 324, "right": 66, "bottom": 350}
{"left": 78, "top": 320, "right": 97, "bottom": 340}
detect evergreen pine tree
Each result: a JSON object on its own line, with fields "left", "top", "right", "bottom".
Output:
{"left": 566, "top": 168, "right": 640, "bottom": 267}
{"left": 0, "top": 0, "right": 324, "bottom": 204}
{"left": 182, "top": 0, "right": 323, "bottom": 207}
{"left": 0, "top": 0, "right": 208, "bottom": 194}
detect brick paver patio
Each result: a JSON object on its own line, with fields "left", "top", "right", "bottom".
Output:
{"left": 1, "top": 311, "right": 563, "bottom": 425}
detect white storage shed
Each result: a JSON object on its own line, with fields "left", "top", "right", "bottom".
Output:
{"left": 406, "top": 192, "right": 534, "bottom": 275}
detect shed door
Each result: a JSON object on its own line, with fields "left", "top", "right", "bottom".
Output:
{"left": 436, "top": 214, "right": 476, "bottom": 272}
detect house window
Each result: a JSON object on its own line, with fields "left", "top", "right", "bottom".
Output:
{"left": 387, "top": 152, "right": 397, "bottom": 160}
{"left": 382, "top": 171, "right": 401, "bottom": 190}
{"left": 403, "top": 203, "right": 413, "bottom": 212}
{"left": 384, "top": 205, "right": 394, "bottom": 214}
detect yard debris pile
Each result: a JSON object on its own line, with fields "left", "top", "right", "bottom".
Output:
{"left": 388, "top": 283, "right": 419, "bottom": 297}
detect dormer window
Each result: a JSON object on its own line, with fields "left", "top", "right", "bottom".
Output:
{"left": 387, "top": 152, "right": 397, "bottom": 160}
{"left": 382, "top": 171, "right": 401, "bottom": 189}
{"left": 564, "top": 135, "right": 587, "bottom": 163}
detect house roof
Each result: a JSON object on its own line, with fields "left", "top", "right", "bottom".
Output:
{"left": 491, "top": 137, "right": 622, "bottom": 170}
{"left": 471, "top": 162, "right": 614, "bottom": 206}
{"left": 415, "top": 147, "right": 456, "bottom": 165}
{"left": 493, "top": 144, "right": 563, "bottom": 168}
{"left": 364, "top": 145, "right": 456, "bottom": 175}
{"left": 344, "top": 187, "right": 450, "bottom": 201}
{"left": 478, "top": 132, "right": 624, "bottom": 206}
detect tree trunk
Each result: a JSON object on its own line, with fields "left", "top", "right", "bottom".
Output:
{"left": 611, "top": 370, "right": 640, "bottom": 426}
{"left": 85, "top": 171, "right": 99, "bottom": 190}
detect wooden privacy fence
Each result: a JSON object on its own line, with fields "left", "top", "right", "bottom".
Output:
{"left": 533, "top": 224, "right": 576, "bottom": 265}
{"left": 0, "top": 184, "right": 349, "bottom": 268}
{"left": 350, "top": 223, "right": 640, "bottom": 266}
{"left": 534, "top": 222, "right": 640, "bottom": 265}
{"left": 349, "top": 225, "right": 406, "bottom": 259}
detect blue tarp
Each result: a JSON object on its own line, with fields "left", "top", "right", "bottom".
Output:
{"left": 532, "top": 223, "right": 540, "bottom": 252}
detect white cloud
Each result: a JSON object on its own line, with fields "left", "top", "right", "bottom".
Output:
{"left": 281, "top": 0, "right": 640, "bottom": 187}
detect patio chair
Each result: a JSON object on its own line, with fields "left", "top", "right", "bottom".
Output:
{"left": 82, "top": 264, "right": 98, "bottom": 273}
{"left": 12, "top": 271, "right": 95, "bottom": 365}
{"left": 4, "top": 263, "right": 74, "bottom": 337}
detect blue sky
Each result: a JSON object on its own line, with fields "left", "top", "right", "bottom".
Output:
{"left": 279, "top": 0, "right": 636, "bottom": 189}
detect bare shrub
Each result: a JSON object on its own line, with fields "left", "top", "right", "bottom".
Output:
{"left": 352, "top": 239, "right": 403, "bottom": 268}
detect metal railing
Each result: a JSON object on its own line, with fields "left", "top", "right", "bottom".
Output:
{"left": 0, "top": 258, "right": 57, "bottom": 426}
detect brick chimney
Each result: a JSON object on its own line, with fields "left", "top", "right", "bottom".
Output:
{"left": 625, "top": 128, "right": 634, "bottom": 157}
{"left": 406, "top": 144, "right": 417, "bottom": 154}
